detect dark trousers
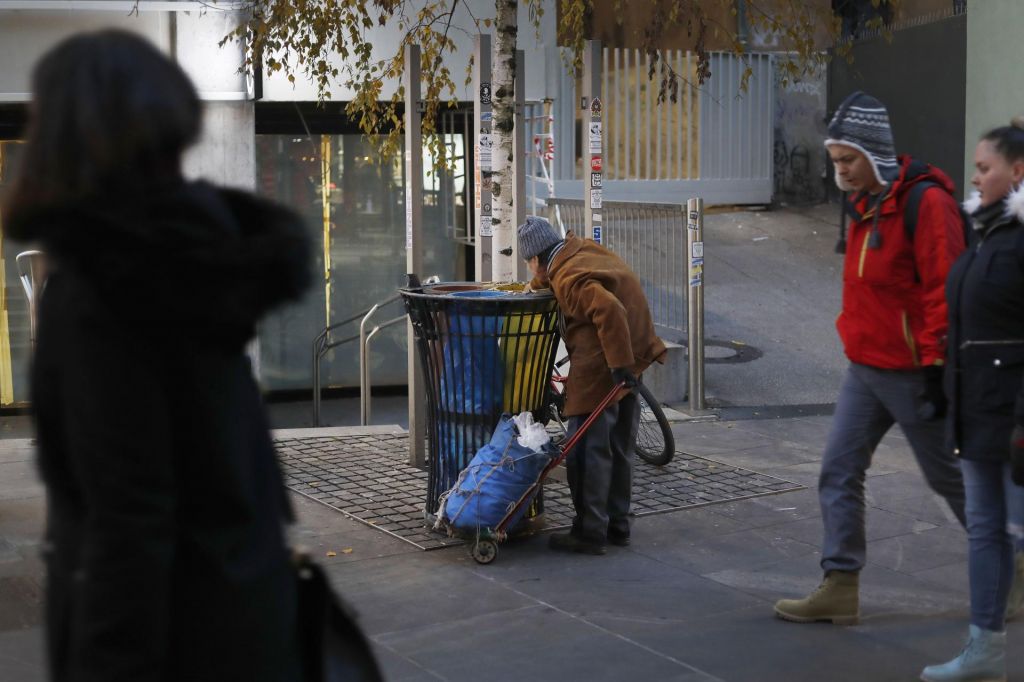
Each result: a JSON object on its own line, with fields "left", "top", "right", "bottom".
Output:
{"left": 566, "top": 392, "right": 640, "bottom": 541}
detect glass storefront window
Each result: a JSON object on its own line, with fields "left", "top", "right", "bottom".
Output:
{"left": 0, "top": 129, "right": 465, "bottom": 403}
{"left": 0, "top": 140, "right": 30, "bottom": 407}
{"left": 255, "top": 133, "right": 462, "bottom": 392}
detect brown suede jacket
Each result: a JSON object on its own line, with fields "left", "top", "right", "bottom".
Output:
{"left": 532, "top": 232, "right": 666, "bottom": 416}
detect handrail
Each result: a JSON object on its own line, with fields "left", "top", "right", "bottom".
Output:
{"left": 360, "top": 314, "right": 407, "bottom": 425}
{"left": 357, "top": 294, "right": 401, "bottom": 426}
{"left": 312, "top": 275, "right": 438, "bottom": 427}
{"left": 16, "top": 251, "right": 46, "bottom": 348}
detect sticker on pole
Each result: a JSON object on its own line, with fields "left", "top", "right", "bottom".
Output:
{"left": 590, "top": 97, "right": 602, "bottom": 118}
{"left": 405, "top": 186, "right": 413, "bottom": 249}
{"left": 480, "top": 216, "right": 493, "bottom": 237}
{"left": 593, "top": 225, "right": 602, "bottom": 244}
{"left": 591, "top": 173, "right": 602, "bottom": 188}
{"left": 691, "top": 241, "right": 704, "bottom": 259}
{"left": 588, "top": 122, "right": 602, "bottom": 153}
{"left": 480, "top": 82, "right": 492, "bottom": 105}
{"left": 590, "top": 189, "right": 603, "bottom": 209}
{"left": 478, "top": 134, "right": 493, "bottom": 171}
{"left": 590, "top": 156, "right": 603, "bottom": 172}
{"left": 690, "top": 263, "right": 703, "bottom": 287}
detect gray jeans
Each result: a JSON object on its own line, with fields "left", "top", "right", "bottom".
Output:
{"left": 819, "top": 364, "right": 966, "bottom": 573}
{"left": 566, "top": 392, "right": 640, "bottom": 542}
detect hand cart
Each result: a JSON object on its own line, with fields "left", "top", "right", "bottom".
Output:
{"left": 464, "top": 381, "right": 627, "bottom": 565}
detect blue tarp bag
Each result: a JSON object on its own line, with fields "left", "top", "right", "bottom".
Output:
{"left": 439, "top": 415, "right": 555, "bottom": 532}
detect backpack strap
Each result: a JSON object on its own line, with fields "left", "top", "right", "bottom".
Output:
{"left": 903, "top": 181, "right": 935, "bottom": 242}
{"left": 903, "top": 180, "right": 973, "bottom": 247}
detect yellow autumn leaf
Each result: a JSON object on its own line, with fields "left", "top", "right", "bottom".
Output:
{"left": 326, "top": 551, "right": 337, "bottom": 557}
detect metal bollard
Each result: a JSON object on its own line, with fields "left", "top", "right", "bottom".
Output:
{"left": 16, "top": 251, "right": 46, "bottom": 349}
{"left": 685, "top": 199, "right": 705, "bottom": 410}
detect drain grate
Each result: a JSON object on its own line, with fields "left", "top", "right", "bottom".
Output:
{"left": 275, "top": 433, "right": 802, "bottom": 550}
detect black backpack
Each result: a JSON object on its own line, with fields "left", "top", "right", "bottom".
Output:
{"left": 836, "top": 166, "right": 973, "bottom": 256}
{"left": 902, "top": 180, "right": 973, "bottom": 250}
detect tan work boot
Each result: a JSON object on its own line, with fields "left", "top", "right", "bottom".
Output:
{"left": 774, "top": 571, "right": 859, "bottom": 625}
{"left": 1005, "top": 551, "right": 1024, "bottom": 621}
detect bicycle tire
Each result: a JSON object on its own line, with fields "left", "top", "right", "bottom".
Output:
{"left": 635, "top": 383, "right": 675, "bottom": 466}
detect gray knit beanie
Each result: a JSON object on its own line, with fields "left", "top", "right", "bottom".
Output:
{"left": 825, "top": 91, "right": 899, "bottom": 189}
{"left": 517, "top": 216, "right": 562, "bottom": 260}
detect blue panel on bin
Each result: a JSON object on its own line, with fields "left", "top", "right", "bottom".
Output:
{"left": 439, "top": 291, "right": 507, "bottom": 415}
{"left": 436, "top": 290, "right": 509, "bottom": 490}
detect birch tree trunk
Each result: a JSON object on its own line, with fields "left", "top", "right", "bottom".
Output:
{"left": 490, "top": 0, "right": 518, "bottom": 282}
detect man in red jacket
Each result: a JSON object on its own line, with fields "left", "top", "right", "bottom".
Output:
{"left": 774, "top": 91, "right": 967, "bottom": 625}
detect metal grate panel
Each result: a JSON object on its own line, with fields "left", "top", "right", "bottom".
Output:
{"left": 275, "top": 432, "right": 803, "bottom": 551}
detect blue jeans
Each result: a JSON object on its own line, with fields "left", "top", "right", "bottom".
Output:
{"left": 962, "top": 459, "right": 1024, "bottom": 631}
{"left": 819, "top": 364, "right": 966, "bottom": 573}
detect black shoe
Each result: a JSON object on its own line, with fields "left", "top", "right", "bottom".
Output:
{"left": 607, "top": 531, "right": 630, "bottom": 547}
{"left": 548, "top": 532, "right": 606, "bottom": 555}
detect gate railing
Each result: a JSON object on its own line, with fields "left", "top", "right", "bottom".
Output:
{"left": 541, "top": 48, "right": 773, "bottom": 205}
{"left": 545, "top": 198, "right": 687, "bottom": 337}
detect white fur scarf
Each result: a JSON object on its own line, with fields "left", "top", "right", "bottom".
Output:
{"left": 963, "top": 183, "right": 1024, "bottom": 222}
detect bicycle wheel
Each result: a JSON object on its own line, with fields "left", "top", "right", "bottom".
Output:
{"left": 635, "top": 383, "right": 675, "bottom": 466}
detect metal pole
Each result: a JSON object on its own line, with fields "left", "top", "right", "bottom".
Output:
{"left": 358, "top": 303, "right": 380, "bottom": 426}
{"left": 514, "top": 48, "right": 529, "bottom": 282}
{"left": 16, "top": 251, "right": 45, "bottom": 348}
{"left": 583, "top": 40, "right": 603, "bottom": 244}
{"left": 405, "top": 44, "right": 426, "bottom": 467}
{"left": 686, "top": 198, "right": 705, "bottom": 410}
{"left": 364, "top": 315, "right": 407, "bottom": 426}
{"left": 313, "top": 340, "right": 321, "bottom": 426}
{"left": 473, "top": 34, "right": 493, "bottom": 283}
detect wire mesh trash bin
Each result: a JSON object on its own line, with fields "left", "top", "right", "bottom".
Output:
{"left": 400, "top": 282, "right": 562, "bottom": 523}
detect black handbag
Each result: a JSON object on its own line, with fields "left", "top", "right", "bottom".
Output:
{"left": 295, "top": 553, "right": 384, "bottom": 682}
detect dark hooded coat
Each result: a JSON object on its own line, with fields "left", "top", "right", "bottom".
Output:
{"left": 12, "top": 180, "right": 311, "bottom": 682}
{"left": 946, "top": 187, "right": 1024, "bottom": 461}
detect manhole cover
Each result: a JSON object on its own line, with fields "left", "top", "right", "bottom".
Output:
{"left": 680, "top": 338, "right": 763, "bottom": 364}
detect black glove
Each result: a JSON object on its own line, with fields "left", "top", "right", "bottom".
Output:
{"left": 917, "top": 365, "right": 947, "bottom": 421}
{"left": 610, "top": 367, "right": 638, "bottom": 390}
{"left": 1011, "top": 425, "right": 1024, "bottom": 487}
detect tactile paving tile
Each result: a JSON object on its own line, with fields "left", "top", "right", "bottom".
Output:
{"left": 275, "top": 433, "right": 803, "bottom": 551}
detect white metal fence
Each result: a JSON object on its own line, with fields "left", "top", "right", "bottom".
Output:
{"left": 531, "top": 49, "right": 774, "bottom": 206}
{"left": 545, "top": 197, "right": 687, "bottom": 337}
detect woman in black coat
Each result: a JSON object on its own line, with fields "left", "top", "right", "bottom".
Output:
{"left": 921, "top": 121, "right": 1024, "bottom": 682}
{"left": 3, "top": 31, "right": 310, "bottom": 681}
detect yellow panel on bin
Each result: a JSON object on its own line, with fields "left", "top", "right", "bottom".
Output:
{"left": 500, "top": 309, "right": 550, "bottom": 413}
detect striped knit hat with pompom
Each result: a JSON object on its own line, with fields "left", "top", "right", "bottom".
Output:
{"left": 825, "top": 91, "right": 899, "bottom": 190}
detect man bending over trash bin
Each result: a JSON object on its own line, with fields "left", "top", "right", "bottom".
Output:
{"left": 518, "top": 217, "right": 667, "bottom": 555}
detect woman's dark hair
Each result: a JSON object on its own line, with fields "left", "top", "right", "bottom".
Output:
{"left": 4, "top": 29, "right": 200, "bottom": 230}
{"left": 981, "top": 116, "right": 1024, "bottom": 164}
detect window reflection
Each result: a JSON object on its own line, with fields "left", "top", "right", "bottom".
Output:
{"left": 255, "top": 134, "right": 461, "bottom": 392}
{"left": 0, "top": 141, "right": 29, "bottom": 406}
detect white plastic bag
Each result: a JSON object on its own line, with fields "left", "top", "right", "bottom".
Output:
{"left": 512, "top": 411, "right": 551, "bottom": 452}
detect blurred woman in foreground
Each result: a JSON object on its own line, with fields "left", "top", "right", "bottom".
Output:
{"left": 3, "top": 30, "right": 310, "bottom": 681}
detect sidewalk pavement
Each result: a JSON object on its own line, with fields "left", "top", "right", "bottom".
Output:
{"left": 2, "top": 413, "right": 1020, "bottom": 682}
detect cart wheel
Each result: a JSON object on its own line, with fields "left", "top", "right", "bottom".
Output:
{"left": 470, "top": 539, "right": 498, "bottom": 565}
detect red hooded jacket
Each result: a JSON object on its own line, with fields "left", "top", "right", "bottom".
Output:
{"left": 836, "top": 156, "right": 965, "bottom": 369}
